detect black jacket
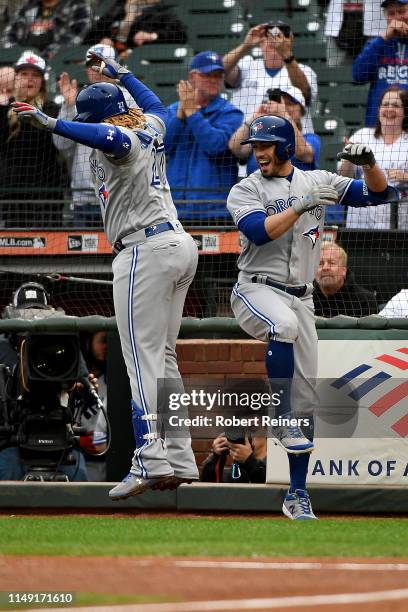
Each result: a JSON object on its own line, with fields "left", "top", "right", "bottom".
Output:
{"left": 0, "top": 99, "right": 66, "bottom": 200}
{"left": 313, "top": 271, "right": 378, "bottom": 318}
{"left": 200, "top": 451, "right": 266, "bottom": 484}
{"left": 86, "top": 1, "right": 187, "bottom": 47}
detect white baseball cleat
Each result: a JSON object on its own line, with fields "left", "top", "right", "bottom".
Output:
{"left": 282, "top": 489, "right": 318, "bottom": 520}
{"left": 109, "top": 473, "right": 172, "bottom": 501}
{"left": 270, "top": 423, "right": 314, "bottom": 454}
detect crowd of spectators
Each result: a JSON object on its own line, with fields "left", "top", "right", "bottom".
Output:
{"left": 0, "top": 0, "right": 408, "bottom": 317}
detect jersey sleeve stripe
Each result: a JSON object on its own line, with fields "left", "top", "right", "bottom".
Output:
{"left": 338, "top": 178, "right": 353, "bottom": 205}
{"left": 235, "top": 207, "right": 267, "bottom": 224}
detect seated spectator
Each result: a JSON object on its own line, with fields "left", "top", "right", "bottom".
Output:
{"left": 200, "top": 432, "right": 266, "bottom": 483}
{"left": 339, "top": 86, "right": 408, "bottom": 229}
{"left": 164, "top": 51, "right": 243, "bottom": 221}
{"left": 0, "top": 51, "right": 67, "bottom": 228}
{"left": 0, "top": 66, "right": 15, "bottom": 105}
{"left": 353, "top": 0, "right": 408, "bottom": 127}
{"left": 313, "top": 242, "right": 378, "bottom": 317}
{"left": 1, "top": 0, "right": 91, "bottom": 60}
{"left": 229, "top": 85, "right": 320, "bottom": 176}
{"left": 223, "top": 20, "right": 318, "bottom": 134}
{"left": 53, "top": 44, "right": 137, "bottom": 227}
{"left": 85, "top": 0, "right": 187, "bottom": 55}
{"left": 378, "top": 289, "right": 408, "bottom": 316}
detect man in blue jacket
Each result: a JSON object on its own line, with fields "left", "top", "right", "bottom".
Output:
{"left": 164, "top": 51, "right": 243, "bottom": 221}
{"left": 353, "top": 0, "right": 408, "bottom": 126}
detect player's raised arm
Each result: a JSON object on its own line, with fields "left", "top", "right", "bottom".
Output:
{"left": 88, "top": 51, "right": 167, "bottom": 124}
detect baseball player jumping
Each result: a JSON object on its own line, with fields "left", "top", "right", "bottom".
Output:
{"left": 227, "top": 115, "right": 399, "bottom": 520}
{"left": 12, "top": 51, "right": 199, "bottom": 500}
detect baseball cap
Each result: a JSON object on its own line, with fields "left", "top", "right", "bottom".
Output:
{"left": 381, "top": 0, "right": 408, "bottom": 7}
{"left": 85, "top": 44, "right": 117, "bottom": 66}
{"left": 189, "top": 51, "right": 224, "bottom": 73}
{"left": 15, "top": 51, "right": 46, "bottom": 75}
{"left": 278, "top": 85, "right": 306, "bottom": 109}
{"left": 12, "top": 282, "right": 49, "bottom": 310}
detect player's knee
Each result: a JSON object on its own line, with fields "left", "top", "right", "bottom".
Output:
{"left": 275, "top": 311, "right": 299, "bottom": 342}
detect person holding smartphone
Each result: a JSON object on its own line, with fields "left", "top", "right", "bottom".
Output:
{"left": 229, "top": 85, "right": 320, "bottom": 177}
{"left": 223, "top": 20, "right": 318, "bottom": 133}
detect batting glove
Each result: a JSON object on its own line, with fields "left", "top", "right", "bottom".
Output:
{"left": 11, "top": 102, "right": 57, "bottom": 131}
{"left": 293, "top": 185, "right": 339, "bottom": 215}
{"left": 88, "top": 51, "right": 130, "bottom": 80}
{"left": 337, "top": 143, "right": 376, "bottom": 168}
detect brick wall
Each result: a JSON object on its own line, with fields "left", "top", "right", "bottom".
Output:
{"left": 176, "top": 339, "right": 267, "bottom": 467}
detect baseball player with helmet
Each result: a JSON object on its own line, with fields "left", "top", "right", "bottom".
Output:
{"left": 227, "top": 115, "right": 399, "bottom": 520}
{"left": 11, "top": 50, "right": 199, "bottom": 500}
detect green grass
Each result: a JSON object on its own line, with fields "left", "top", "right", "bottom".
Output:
{"left": 0, "top": 593, "right": 177, "bottom": 610}
{"left": 0, "top": 517, "right": 408, "bottom": 557}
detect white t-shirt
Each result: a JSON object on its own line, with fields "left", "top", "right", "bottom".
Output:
{"left": 345, "top": 127, "right": 408, "bottom": 229}
{"left": 379, "top": 290, "right": 408, "bottom": 317}
{"left": 229, "top": 55, "right": 318, "bottom": 133}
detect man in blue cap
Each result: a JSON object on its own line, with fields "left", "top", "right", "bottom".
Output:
{"left": 353, "top": 0, "right": 408, "bottom": 126}
{"left": 164, "top": 50, "right": 243, "bottom": 221}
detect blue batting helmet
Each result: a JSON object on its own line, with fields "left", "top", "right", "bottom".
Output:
{"left": 73, "top": 82, "right": 129, "bottom": 122}
{"left": 240, "top": 115, "right": 295, "bottom": 161}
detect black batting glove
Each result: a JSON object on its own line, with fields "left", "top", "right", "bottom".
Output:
{"left": 337, "top": 143, "right": 376, "bottom": 168}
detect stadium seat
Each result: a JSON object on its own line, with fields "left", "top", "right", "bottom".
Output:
{"left": 0, "top": 47, "right": 39, "bottom": 67}
{"left": 49, "top": 45, "right": 90, "bottom": 84}
{"left": 245, "top": 0, "right": 320, "bottom": 25}
{"left": 322, "top": 84, "right": 370, "bottom": 130}
{"left": 319, "top": 142, "right": 342, "bottom": 172}
{"left": 314, "top": 116, "right": 347, "bottom": 144}
{"left": 174, "top": 0, "right": 245, "bottom": 53}
{"left": 293, "top": 41, "right": 326, "bottom": 69}
{"left": 124, "top": 43, "right": 194, "bottom": 66}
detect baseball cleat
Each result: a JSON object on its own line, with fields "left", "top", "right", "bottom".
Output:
{"left": 109, "top": 473, "right": 172, "bottom": 501}
{"left": 270, "top": 423, "right": 314, "bottom": 454}
{"left": 151, "top": 475, "right": 198, "bottom": 491}
{"left": 282, "top": 489, "right": 318, "bottom": 520}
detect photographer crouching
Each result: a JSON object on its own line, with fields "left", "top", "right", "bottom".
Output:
{"left": 200, "top": 427, "right": 267, "bottom": 484}
{"left": 0, "top": 281, "right": 108, "bottom": 481}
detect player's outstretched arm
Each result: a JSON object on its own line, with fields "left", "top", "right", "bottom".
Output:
{"left": 337, "top": 143, "right": 387, "bottom": 192}
{"left": 89, "top": 51, "right": 167, "bottom": 124}
{"left": 11, "top": 102, "right": 132, "bottom": 159}
{"left": 337, "top": 143, "right": 400, "bottom": 206}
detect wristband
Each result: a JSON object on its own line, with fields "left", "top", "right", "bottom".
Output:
{"left": 283, "top": 55, "right": 295, "bottom": 64}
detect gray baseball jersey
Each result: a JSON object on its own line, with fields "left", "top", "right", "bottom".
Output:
{"left": 93, "top": 112, "right": 198, "bottom": 481}
{"left": 227, "top": 167, "right": 352, "bottom": 285}
{"left": 228, "top": 167, "right": 352, "bottom": 417}
{"left": 89, "top": 115, "right": 178, "bottom": 244}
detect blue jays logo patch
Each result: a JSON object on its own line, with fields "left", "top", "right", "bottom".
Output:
{"left": 303, "top": 225, "right": 320, "bottom": 248}
{"left": 253, "top": 121, "right": 264, "bottom": 132}
{"left": 98, "top": 182, "right": 108, "bottom": 208}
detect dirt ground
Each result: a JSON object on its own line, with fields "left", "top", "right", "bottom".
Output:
{"left": 1, "top": 512, "right": 408, "bottom": 611}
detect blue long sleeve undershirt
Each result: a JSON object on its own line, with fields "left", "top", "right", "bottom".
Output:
{"left": 119, "top": 72, "right": 168, "bottom": 124}
{"left": 53, "top": 120, "right": 132, "bottom": 157}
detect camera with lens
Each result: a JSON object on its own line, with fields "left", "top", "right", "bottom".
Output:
{"left": 0, "top": 282, "right": 106, "bottom": 481}
{"left": 266, "top": 20, "right": 292, "bottom": 38}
